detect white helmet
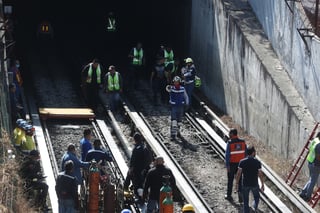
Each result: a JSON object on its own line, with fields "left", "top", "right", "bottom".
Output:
{"left": 173, "top": 76, "right": 181, "bottom": 83}
{"left": 185, "top": 57, "right": 193, "bottom": 63}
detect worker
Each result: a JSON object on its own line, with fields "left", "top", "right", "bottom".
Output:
{"left": 79, "top": 128, "right": 92, "bottom": 161}
{"left": 124, "top": 132, "right": 152, "bottom": 202}
{"left": 61, "top": 143, "right": 90, "bottom": 185}
{"left": 81, "top": 59, "right": 104, "bottom": 110}
{"left": 8, "top": 59, "right": 23, "bottom": 103}
{"left": 19, "top": 150, "right": 49, "bottom": 210}
{"left": 13, "top": 119, "right": 25, "bottom": 145}
{"left": 299, "top": 132, "right": 320, "bottom": 202}
{"left": 128, "top": 42, "right": 145, "bottom": 90}
{"left": 56, "top": 160, "right": 79, "bottom": 213}
{"left": 150, "top": 57, "right": 169, "bottom": 105}
{"left": 168, "top": 76, "right": 189, "bottom": 141}
{"left": 162, "top": 45, "right": 174, "bottom": 67}
{"left": 235, "top": 146, "right": 264, "bottom": 213}
{"left": 143, "top": 156, "right": 176, "bottom": 213}
{"left": 181, "top": 58, "right": 196, "bottom": 106}
{"left": 225, "top": 128, "right": 247, "bottom": 202}
{"left": 166, "top": 58, "right": 181, "bottom": 83}
{"left": 182, "top": 203, "right": 195, "bottom": 213}
{"left": 85, "top": 139, "right": 113, "bottom": 175}
{"left": 104, "top": 65, "right": 123, "bottom": 112}
{"left": 9, "top": 83, "right": 25, "bottom": 123}
{"left": 20, "top": 124, "right": 36, "bottom": 154}
{"left": 14, "top": 119, "right": 28, "bottom": 148}
{"left": 107, "top": 12, "right": 116, "bottom": 32}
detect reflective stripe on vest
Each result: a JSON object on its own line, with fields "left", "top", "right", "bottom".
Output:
{"left": 307, "top": 138, "right": 320, "bottom": 163}
{"left": 108, "top": 72, "right": 120, "bottom": 91}
{"left": 229, "top": 140, "right": 246, "bottom": 163}
{"left": 86, "top": 63, "right": 101, "bottom": 84}
{"left": 107, "top": 18, "right": 116, "bottom": 31}
{"left": 164, "top": 50, "right": 174, "bottom": 66}
{"left": 133, "top": 48, "right": 143, "bottom": 65}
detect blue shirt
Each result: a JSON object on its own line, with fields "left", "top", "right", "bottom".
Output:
{"left": 61, "top": 151, "right": 90, "bottom": 185}
{"left": 80, "top": 137, "right": 92, "bottom": 161}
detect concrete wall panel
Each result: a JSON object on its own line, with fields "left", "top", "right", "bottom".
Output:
{"left": 188, "top": 0, "right": 315, "bottom": 158}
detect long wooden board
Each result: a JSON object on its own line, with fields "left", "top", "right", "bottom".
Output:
{"left": 39, "top": 108, "right": 95, "bottom": 119}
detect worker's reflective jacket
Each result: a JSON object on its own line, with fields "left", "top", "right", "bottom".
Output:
{"left": 107, "top": 72, "right": 120, "bottom": 91}
{"left": 164, "top": 50, "right": 174, "bottom": 66}
{"left": 87, "top": 63, "right": 101, "bottom": 84}
{"left": 20, "top": 135, "right": 35, "bottom": 153}
{"left": 133, "top": 48, "right": 143, "bottom": 65}
{"left": 307, "top": 137, "right": 320, "bottom": 163}
{"left": 229, "top": 139, "right": 246, "bottom": 163}
{"left": 107, "top": 17, "right": 116, "bottom": 32}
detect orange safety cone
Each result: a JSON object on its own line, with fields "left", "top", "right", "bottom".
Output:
{"left": 159, "top": 175, "right": 172, "bottom": 213}
{"left": 161, "top": 192, "right": 174, "bottom": 213}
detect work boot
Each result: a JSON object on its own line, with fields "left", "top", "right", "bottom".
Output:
{"left": 224, "top": 194, "right": 233, "bottom": 201}
{"left": 238, "top": 192, "right": 243, "bottom": 203}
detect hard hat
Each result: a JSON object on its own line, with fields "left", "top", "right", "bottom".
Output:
{"left": 16, "top": 119, "right": 25, "bottom": 126}
{"left": 185, "top": 58, "right": 193, "bottom": 63}
{"left": 24, "top": 124, "right": 33, "bottom": 131}
{"left": 120, "top": 209, "right": 132, "bottom": 213}
{"left": 19, "top": 121, "right": 28, "bottom": 129}
{"left": 182, "top": 203, "right": 195, "bottom": 212}
{"left": 173, "top": 76, "right": 181, "bottom": 83}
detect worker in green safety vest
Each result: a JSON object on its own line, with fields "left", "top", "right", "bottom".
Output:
{"left": 104, "top": 65, "right": 123, "bottom": 112}
{"left": 81, "top": 59, "right": 104, "bottom": 110}
{"left": 107, "top": 12, "right": 116, "bottom": 32}
{"left": 128, "top": 42, "right": 145, "bottom": 90}
{"left": 300, "top": 132, "right": 320, "bottom": 202}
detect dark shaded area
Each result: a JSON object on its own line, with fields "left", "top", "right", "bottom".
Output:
{"left": 7, "top": 0, "right": 191, "bottom": 77}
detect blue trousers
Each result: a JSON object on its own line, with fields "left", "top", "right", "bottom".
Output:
{"left": 146, "top": 199, "right": 158, "bottom": 213}
{"left": 108, "top": 91, "right": 121, "bottom": 111}
{"left": 301, "top": 162, "right": 320, "bottom": 199}
{"left": 242, "top": 186, "right": 260, "bottom": 213}
{"left": 58, "top": 199, "right": 76, "bottom": 213}
{"left": 184, "top": 82, "right": 194, "bottom": 105}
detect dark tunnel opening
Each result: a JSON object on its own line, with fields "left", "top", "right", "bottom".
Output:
{"left": 7, "top": 0, "right": 192, "bottom": 78}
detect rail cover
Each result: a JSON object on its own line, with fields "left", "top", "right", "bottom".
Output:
{"left": 39, "top": 107, "right": 95, "bottom": 119}
{"left": 127, "top": 111, "right": 212, "bottom": 213}
{"left": 30, "top": 102, "right": 58, "bottom": 212}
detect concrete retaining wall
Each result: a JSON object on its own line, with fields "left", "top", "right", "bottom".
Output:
{"left": 249, "top": 0, "right": 320, "bottom": 122}
{"left": 189, "top": 0, "right": 315, "bottom": 158}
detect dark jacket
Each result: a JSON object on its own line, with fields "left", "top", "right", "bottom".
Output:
{"left": 130, "top": 142, "right": 152, "bottom": 173}
{"left": 19, "top": 156, "right": 42, "bottom": 180}
{"left": 143, "top": 165, "right": 176, "bottom": 200}
{"left": 55, "top": 171, "right": 78, "bottom": 200}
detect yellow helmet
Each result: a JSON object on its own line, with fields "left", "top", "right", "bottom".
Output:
{"left": 185, "top": 58, "right": 193, "bottom": 63}
{"left": 182, "top": 204, "right": 195, "bottom": 212}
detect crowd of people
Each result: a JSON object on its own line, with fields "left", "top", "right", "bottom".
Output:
{"left": 80, "top": 42, "right": 200, "bottom": 115}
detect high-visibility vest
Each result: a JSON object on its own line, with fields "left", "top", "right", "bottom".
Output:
{"left": 164, "top": 50, "right": 174, "bottom": 66}
{"left": 107, "top": 72, "right": 120, "bottom": 91}
{"left": 107, "top": 17, "right": 116, "bottom": 31}
{"left": 20, "top": 135, "right": 36, "bottom": 153}
{"left": 132, "top": 48, "right": 143, "bottom": 65}
{"left": 307, "top": 137, "right": 320, "bottom": 163}
{"left": 229, "top": 139, "right": 246, "bottom": 163}
{"left": 87, "top": 63, "right": 101, "bottom": 84}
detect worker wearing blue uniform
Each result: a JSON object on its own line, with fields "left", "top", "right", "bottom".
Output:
{"left": 85, "top": 139, "right": 112, "bottom": 175}
{"left": 56, "top": 160, "right": 78, "bottom": 213}
{"left": 182, "top": 58, "right": 196, "bottom": 106}
{"left": 79, "top": 128, "right": 92, "bottom": 161}
{"left": 168, "top": 76, "right": 189, "bottom": 140}
{"left": 61, "top": 144, "right": 90, "bottom": 185}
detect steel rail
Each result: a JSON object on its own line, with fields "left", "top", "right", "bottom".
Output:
{"left": 195, "top": 97, "right": 317, "bottom": 213}
{"left": 122, "top": 101, "right": 213, "bottom": 213}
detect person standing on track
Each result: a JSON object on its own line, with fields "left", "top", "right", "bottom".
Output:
{"left": 299, "top": 132, "right": 320, "bottom": 202}
{"left": 104, "top": 65, "right": 123, "bottom": 112}
{"left": 128, "top": 42, "right": 145, "bottom": 90}
{"left": 150, "top": 57, "right": 169, "bottom": 105}
{"left": 235, "top": 146, "right": 264, "bottom": 213}
{"left": 143, "top": 156, "right": 176, "bottom": 213}
{"left": 181, "top": 58, "right": 196, "bottom": 107}
{"left": 124, "top": 132, "right": 152, "bottom": 202}
{"left": 225, "top": 128, "right": 247, "bottom": 203}
{"left": 61, "top": 143, "right": 90, "bottom": 185}
{"left": 85, "top": 139, "right": 113, "bottom": 175}
{"left": 168, "top": 76, "right": 189, "bottom": 141}
{"left": 81, "top": 59, "right": 104, "bottom": 110}
{"left": 79, "top": 128, "right": 92, "bottom": 161}
{"left": 56, "top": 160, "right": 79, "bottom": 213}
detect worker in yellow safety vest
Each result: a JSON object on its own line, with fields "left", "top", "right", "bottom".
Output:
{"left": 81, "top": 59, "right": 104, "bottom": 110}
{"left": 300, "top": 132, "right": 320, "bottom": 202}
{"left": 14, "top": 120, "right": 28, "bottom": 148}
{"left": 20, "top": 124, "right": 36, "bottom": 154}
{"left": 107, "top": 12, "right": 116, "bottom": 32}
{"left": 163, "top": 45, "right": 174, "bottom": 67}
{"left": 104, "top": 65, "right": 122, "bottom": 112}
{"left": 128, "top": 42, "right": 145, "bottom": 90}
